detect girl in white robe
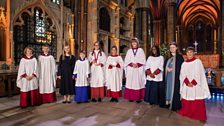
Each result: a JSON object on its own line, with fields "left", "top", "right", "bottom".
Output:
{"left": 88, "top": 42, "right": 107, "bottom": 102}
{"left": 178, "top": 47, "right": 211, "bottom": 121}
{"left": 124, "top": 38, "right": 146, "bottom": 103}
{"left": 106, "top": 46, "right": 124, "bottom": 102}
{"left": 144, "top": 46, "right": 164, "bottom": 105}
{"left": 73, "top": 50, "right": 90, "bottom": 103}
{"left": 38, "top": 45, "right": 57, "bottom": 103}
{"left": 17, "top": 47, "right": 41, "bottom": 107}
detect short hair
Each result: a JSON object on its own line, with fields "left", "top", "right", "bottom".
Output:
{"left": 186, "top": 46, "right": 195, "bottom": 52}
{"left": 80, "top": 50, "right": 86, "bottom": 54}
{"left": 24, "top": 47, "right": 34, "bottom": 55}
{"left": 111, "top": 45, "right": 117, "bottom": 51}
{"left": 42, "top": 44, "right": 49, "bottom": 48}
{"left": 169, "top": 42, "right": 178, "bottom": 47}
{"left": 151, "top": 45, "right": 160, "bottom": 57}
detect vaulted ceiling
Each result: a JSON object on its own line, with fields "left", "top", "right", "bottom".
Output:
{"left": 177, "top": 0, "right": 220, "bottom": 27}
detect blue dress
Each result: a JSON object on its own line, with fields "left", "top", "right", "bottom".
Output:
{"left": 166, "top": 58, "right": 173, "bottom": 102}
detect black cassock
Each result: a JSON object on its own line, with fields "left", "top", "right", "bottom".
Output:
{"left": 57, "top": 55, "right": 76, "bottom": 95}
{"left": 170, "top": 54, "right": 184, "bottom": 111}
{"left": 162, "top": 53, "right": 184, "bottom": 111}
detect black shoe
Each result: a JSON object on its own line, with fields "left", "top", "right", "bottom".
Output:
{"left": 98, "top": 98, "right": 102, "bottom": 102}
{"left": 136, "top": 100, "right": 142, "bottom": 103}
{"left": 129, "top": 100, "right": 134, "bottom": 102}
{"left": 114, "top": 98, "right": 118, "bottom": 102}
{"left": 164, "top": 104, "right": 170, "bottom": 108}
{"left": 62, "top": 100, "right": 67, "bottom": 104}
{"left": 77, "top": 102, "right": 81, "bottom": 104}
{"left": 67, "top": 100, "right": 71, "bottom": 103}
{"left": 91, "top": 98, "right": 97, "bottom": 102}
{"left": 110, "top": 98, "right": 114, "bottom": 102}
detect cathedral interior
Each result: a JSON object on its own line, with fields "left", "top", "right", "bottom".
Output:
{"left": 0, "top": 0, "right": 224, "bottom": 126}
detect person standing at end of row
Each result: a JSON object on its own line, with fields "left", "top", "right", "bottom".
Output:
{"left": 144, "top": 45, "right": 164, "bottom": 106}
{"left": 17, "top": 47, "right": 41, "bottom": 108}
{"left": 124, "top": 38, "right": 146, "bottom": 103}
{"left": 106, "top": 46, "right": 124, "bottom": 102}
{"left": 88, "top": 42, "right": 107, "bottom": 102}
{"left": 38, "top": 44, "right": 57, "bottom": 104}
{"left": 178, "top": 47, "right": 211, "bottom": 121}
{"left": 57, "top": 44, "right": 76, "bottom": 104}
{"left": 165, "top": 42, "right": 184, "bottom": 111}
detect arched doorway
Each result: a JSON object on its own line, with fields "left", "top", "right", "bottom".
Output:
{"left": 98, "top": 7, "right": 111, "bottom": 55}
{"left": 13, "top": 7, "right": 57, "bottom": 65}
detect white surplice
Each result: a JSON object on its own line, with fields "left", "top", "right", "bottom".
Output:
{"left": 180, "top": 59, "right": 211, "bottom": 100}
{"left": 17, "top": 57, "right": 38, "bottom": 92}
{"left": 38, "top": 55, "right": 56, "bottom": 94}
{"left": 88, "top": 50, "right": 107, "bottom": 87}
{"left": 106, "top": 56, "right": 124, "bottom": 92}
{"left": 124, "top": 48, "right": 146, "bottom": 89}
{"left": 145, "top": 56, "right": 164, "bottom": 81}
{"left": 73, "top": 58, "right": 90, "bottom": 87}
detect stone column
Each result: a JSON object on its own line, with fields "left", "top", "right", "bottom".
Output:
{"left": 221, "top": 0, "right": 224, "bottom": 67}
{"left": 134, "top": 0, "right": 150, "bottom": 55}
{"left": 6, "top": 0, "right": 11, "bottom": 64}
{"left": 87, "top": 0, "right": 98, "bottom": 54}
{"left": 167, "top": 1, "right": 176, "bottom": 43}
{"left": 153, "top": 20, "right": 161, "bottom": 45}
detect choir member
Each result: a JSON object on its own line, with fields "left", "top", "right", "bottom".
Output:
{"left": 145, "top": 45, "right": 164, "bottom": 105}
{"left": 106, "top": 46, "right": 124, "bottom": 102}
{"left": 124, "top": 37, "right": 146, "bottom": 103}
{"left": 17, "top": 47, "right": 41, "bottom": 107}
{"left": 57, "top": 44, "right": 76, "bottom": 103}
{"left": 88, "top": 42, "right": 107, "bottom": 102}
{"left": 178, "top": 47, "right": 211, "bottom": 121}
{"left": 38, "top": 44, "right": 57, "bottom": 103}
{"left": 73, "top": 50, "right": 90, "bottom": 103}
{"left": 165, "top": 42, "right": 184, "bottom": 111}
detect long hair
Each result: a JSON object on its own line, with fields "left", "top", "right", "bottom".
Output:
{"left": 168, "top": 42, "right": 180, "bottom": 58}
{"left": 62, "top": 43, "right": 72, "bottom": 60}
{"left": 91, "top": 41, "right": 102, "bottom": 56}
{"left": 151, "top": 45, "right": 160, "bottom": 57}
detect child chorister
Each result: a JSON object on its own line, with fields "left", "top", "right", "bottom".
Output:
{"left": 38, "top": 45, "right": 57, "bottom": 103}
{"left": 106, "top": 46, "right": 124, "bottom": 102}
{"left": 73, "top": 50, "right": 90, "bottom": 103}
{"left": 144, "top": 46, "right": 164, "bottom": 106}
{"left": 17, "top": 47, "right": 41, "bottom": 107}
{"left": 124, "top": 37, "right": 146, "bottom": 103}
{"left": 88, "top": 41, "right": 107, "bottom": 102}
{"left": 178, "top": 47, "right": 211, "bottom": 121}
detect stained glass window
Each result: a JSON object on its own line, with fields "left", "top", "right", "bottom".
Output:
{"left": 13, "top": 8, "right": 57, "bottom": 65}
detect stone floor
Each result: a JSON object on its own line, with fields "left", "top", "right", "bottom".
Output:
{"left": 0, "top": 93, "right": 223, "bottom": 126}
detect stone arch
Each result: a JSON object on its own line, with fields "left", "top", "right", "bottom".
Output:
{"left": 99, "top": 7, "right": 111, "bottom": 32}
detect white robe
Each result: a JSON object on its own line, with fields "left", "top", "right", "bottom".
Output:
{"left": 106, "top": 56, "right": 124, "bottom": 92}
{"left": 73, "top": 59, "right": 90, "bottom": 87}
{"left": 124, "top": 48, "right": 146, "bottom": 90}
{"left": 180, "top": 59, "right": 211, "bottom": 100}
{"left": 145, "top": 56, "right": 164, "bottom": 82}
{"left": 17, "top": 57, "right": 39, "bottom": 92}
{"left": 38, "top": 55, "right": 56, "bottom": 94}
{"left": 88, "top": 50, "right": 107, "bottom": 87}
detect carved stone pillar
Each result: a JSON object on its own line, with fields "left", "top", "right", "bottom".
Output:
{"left": 167, "top": 1, "right": 176, "bottom": 43}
